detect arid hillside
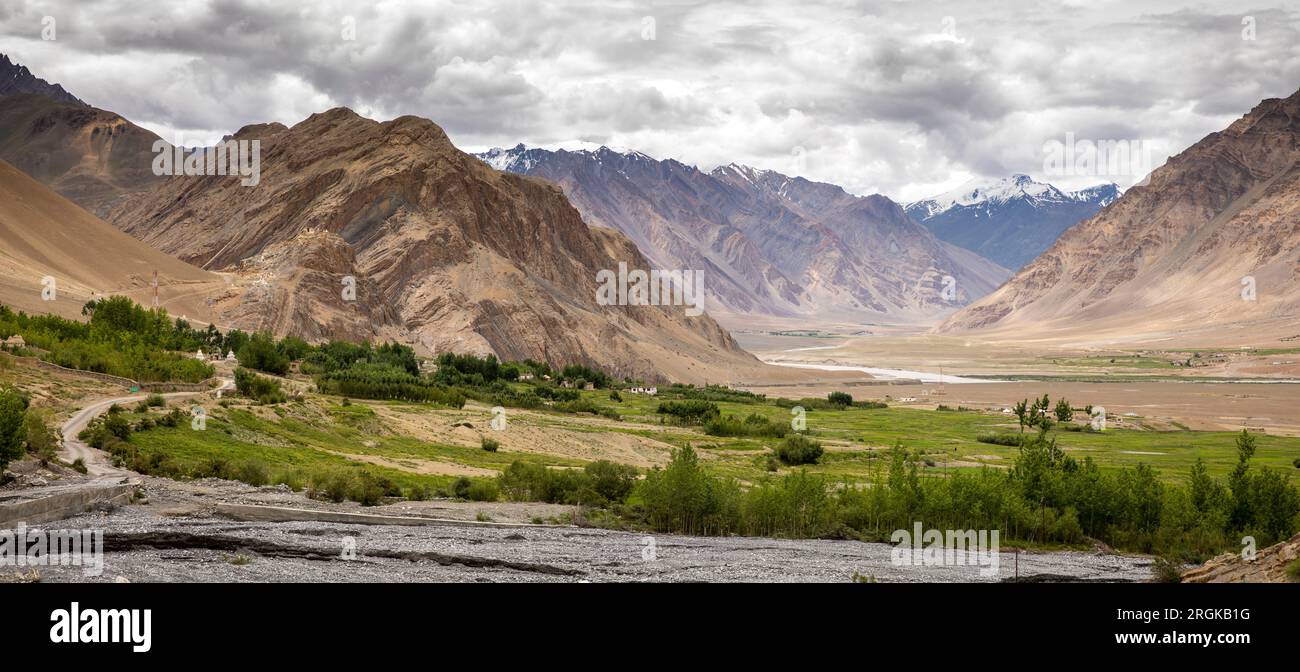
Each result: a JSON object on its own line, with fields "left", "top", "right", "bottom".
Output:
{"left": 103, "top": 108, "right": 761, "bottom": 382}
{"left": 0, "top": 158, "right": 223, "bottom": 321}
{"left": 939, "top": 88, "right": 1300, "bottom": 347}
{"left": 0, "top": 93, "right": 162, "bottom": 218}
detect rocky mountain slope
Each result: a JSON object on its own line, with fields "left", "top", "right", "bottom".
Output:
{"left": 938, "top": 87, "right": 1300, "bottom": 346}
{"left": 103, "top": 109, "right": 758, "bottom": 382}
{"left": 906, "top": 175, "right": 1119, "bottom": 270}
{"left": 0, "top": 93, "right": 163, "bottom": 217}
{"left": 476, "top": 145, "right": 1010, "bottom": 326}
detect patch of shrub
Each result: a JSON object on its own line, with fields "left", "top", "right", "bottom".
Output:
{"left": 774, "top": 434, "right": 823, "bottom": 466}
{"left": 704, "top": 413, "right": 788, "bottom": 438}
{"left": 481, "top": 437, "right": 500, "bottom": 452}
{"left": 656, "top": 399, "right": 719, "bottom": 424}
{"left": 1150, "top": 557, "right": 1183, "bottom": 583}
{"left": 977, "top": 433, "right": 1023, "bottom": 446}
{"left": 234, "top": 367, "right": 287, "bottom": 404}
{"left": 551, "top": 398, "right": 621, "bottom": 420}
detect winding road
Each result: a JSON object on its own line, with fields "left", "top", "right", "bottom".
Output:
{"left": 60, "top": 378, "right": 234, "bottom": 478}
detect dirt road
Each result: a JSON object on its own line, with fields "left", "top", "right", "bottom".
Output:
{"left": 59, "top": 379, "right": 233, "bottom": 477}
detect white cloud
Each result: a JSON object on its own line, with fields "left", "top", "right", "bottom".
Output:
{"left": 2, "top": 0, "right": 1297, "bottom": 201}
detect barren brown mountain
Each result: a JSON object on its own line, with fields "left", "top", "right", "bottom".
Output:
{"left": 0, "top": 158, "right": 223, "bottom": 321}
{"left": 105, "top": 108, "right": 760, "bottom": 382}
{"left": 0, "top": 93, "right": 162, "bottom": 218}
{"left": 939, "top": 87, "right": 1300, "bottom": 347}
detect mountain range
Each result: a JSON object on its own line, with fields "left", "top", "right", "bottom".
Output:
{"left": 475, "top": 144, "right": 1010, "bottom": 326}
{"left": 940, "top": 87, "right": 1300, "bottom": 346}
{"left": 906, "top": 175, "right": 1120, "bottom": 270}
{"left": 3, "top": 49, "right": 1298, "bottom": 372}
{"left": 0, "top": 55, "right": 767, "bottom": 381}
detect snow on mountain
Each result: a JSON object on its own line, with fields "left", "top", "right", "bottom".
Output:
{"left": 905, "top": 175, "right": 1121, "bottom": 270}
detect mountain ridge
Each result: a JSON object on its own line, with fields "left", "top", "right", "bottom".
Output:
{"left": 474, "top": 143, "right": 1010, "bottom": 326}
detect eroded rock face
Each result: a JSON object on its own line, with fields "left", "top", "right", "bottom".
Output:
{"left": 105, "top": 108, "right": 756, "bottom": 382}
{"left": 1182, "top": 532, "right": 1300, "bottom": 583}
{"left": 211, "top": 228, "right": 399, "bottom": 343}
{"left": 939, "top": 87, "right": 1300, "bottom": 345}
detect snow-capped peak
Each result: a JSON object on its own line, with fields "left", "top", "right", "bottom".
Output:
{"left": 1070, "top": 182, "right": 1123, "bottom": 206}
{"left": 711, "top": 162, "right": 773, "bottom": 185}
{"left": 475, "top": 143, "right": 656, "bottom": 172}
{"left": 907, "top": 174, "right": 1117, "bottom": 218}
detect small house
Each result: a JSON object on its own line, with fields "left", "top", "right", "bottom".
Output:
{"left": 3, "top": 335, "right": 25, "bottom": 349}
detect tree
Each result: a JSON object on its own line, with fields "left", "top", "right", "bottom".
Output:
{"left": 238, "top": 332, "right": 290, "bottom": 375}
{"left": 1229, "top": 429, "right": 1257, "bottom": 529}
{"left": 1013, "top": 399, "right": 1029, "bottom": 433}
{"left": 828, "top": 391, "right": 853, "bottom": 407}
{"left": 0, "top": 386, "right": 30, "bottom": 472}
{"left": 1054, "top": 398, "right": 1073, "bottom": 423}
{"left": 23, "top": 409, "right": 60, "bottom": 463}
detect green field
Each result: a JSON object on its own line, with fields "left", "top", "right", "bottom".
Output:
{"left": 594, "top": 391, "right": 1300, "bottom": 484}
{"left": 121, "top": 386, "right": 1300, "bottom": 492}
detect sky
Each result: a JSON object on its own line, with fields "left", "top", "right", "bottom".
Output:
{"left": 2, "top": 0, "right": 1298, "bottom": 202}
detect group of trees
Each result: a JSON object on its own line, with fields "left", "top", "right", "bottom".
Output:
{"left": 627, "top": 429, "right": 1300, "bottom": 558}
{"left": 497, "top": 459, "right": 638, "bottom": 507}
{"left": 233, "top": 367, "right": 288, "bottom": 404}
{"left": 656, "top": 399, "right": 721, "bottom": 424}
{"left": 0, "top": 385, "right": 65, "bottom": 473}
{"left": 1, "top": 300, "right": 215, "bottom": 383}
{"left": 1013, "top": 394, "right": 1076, "bottom": 432}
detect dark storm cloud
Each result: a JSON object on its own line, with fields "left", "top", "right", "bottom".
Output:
{"left": 0, "top": 0, "right": 1296, "bottom": 200}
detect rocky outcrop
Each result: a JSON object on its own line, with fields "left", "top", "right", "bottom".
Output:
{"left": 1182, "top": 532, "right": 1300, "bottom": 583}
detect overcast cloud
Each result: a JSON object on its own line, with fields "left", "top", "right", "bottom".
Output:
{"left": 2, "top": 0, "right": 1297, "bottom": 201}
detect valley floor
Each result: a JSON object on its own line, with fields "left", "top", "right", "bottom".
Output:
{"left": 738, "top": 329, "right": 1300, "bottom": 437}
